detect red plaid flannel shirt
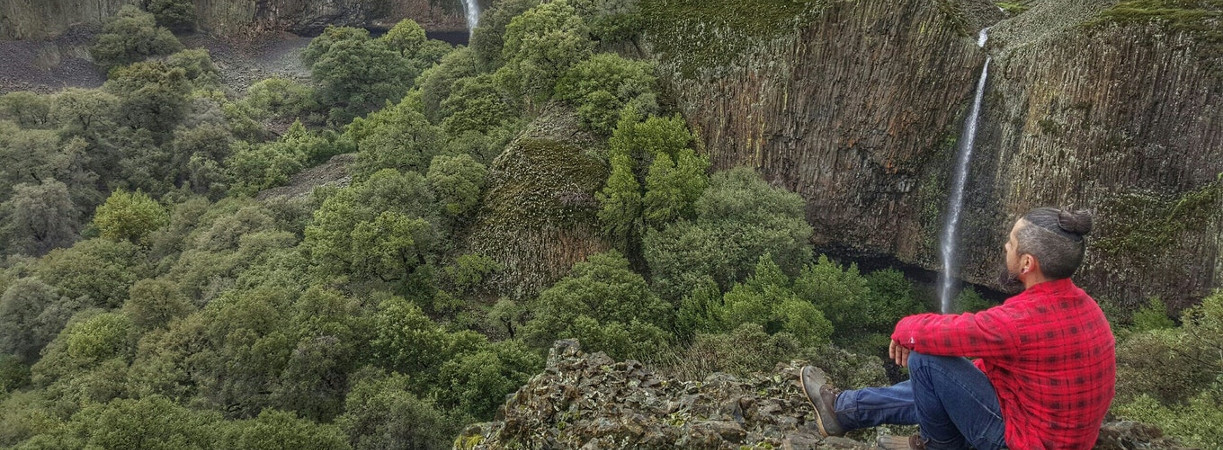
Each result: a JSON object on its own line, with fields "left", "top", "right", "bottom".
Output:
{"left": 892, "top": 278, "right": 1116, "bottom": 449}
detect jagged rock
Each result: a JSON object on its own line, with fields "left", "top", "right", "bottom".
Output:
{"left": 457, "top": 340, "right": 1188, "bottom": 450}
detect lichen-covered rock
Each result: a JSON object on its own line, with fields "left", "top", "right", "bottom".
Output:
{"left": 465, "top": 105, "right": 612, "bottom": 300}
{"left": 458, "top": 340, "right": 1189, "bottom": 450}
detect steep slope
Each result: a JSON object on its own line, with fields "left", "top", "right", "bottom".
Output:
{"left": 643, "top": 0, "right": 1222, "bottom": 309}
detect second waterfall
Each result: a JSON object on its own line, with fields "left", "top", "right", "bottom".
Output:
{"left": 938, "top": 29, "right": 991, "bottom": 314}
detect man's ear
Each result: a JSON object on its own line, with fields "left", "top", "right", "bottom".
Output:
{"left": 1023, "top": 254, "right": 1041, "bottom": 275}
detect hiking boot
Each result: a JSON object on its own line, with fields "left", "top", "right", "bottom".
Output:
{"left": 800, "top": 365, "right": 845, "bottom": 437}
{"left": 876, "top": 434, "right": 927, "bottom": 450}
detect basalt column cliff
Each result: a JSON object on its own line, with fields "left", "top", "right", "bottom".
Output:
{"left": 644, "top": 0, "right": 1222, "bottom": 310}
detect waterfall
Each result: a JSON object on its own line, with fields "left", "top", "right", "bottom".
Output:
{"left": 938, "top": 28, "right": 991, "bottom": 314}
{"left": 462, "top": 0, "right": 480, "bottom": 37}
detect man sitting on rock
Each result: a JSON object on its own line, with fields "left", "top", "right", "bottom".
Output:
{"left": 802, "top": 208, "right": 1116, "bottom": 450}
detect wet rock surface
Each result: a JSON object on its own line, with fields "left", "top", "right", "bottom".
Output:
{"left": 458, "top": 341, "right": 1183, "bottom": 449}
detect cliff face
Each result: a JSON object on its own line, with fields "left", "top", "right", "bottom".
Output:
{"left": 0, "top": 0, "right": 470, "bottom": 41}
{"left": 645, "top": 0, "right": 1223, "bottom": 309}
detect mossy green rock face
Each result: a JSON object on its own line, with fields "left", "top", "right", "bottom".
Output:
{"left": 644, "top": 0, "right": 1222, "bottom": 309}
{"left": 0, "top": 0, "right": 470, "bottom": 41}
{"left": 466, "top": 106, "right": 612, "bottom": 300}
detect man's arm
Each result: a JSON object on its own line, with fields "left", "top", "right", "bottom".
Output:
{"left": 890, "top": 307, "right": 1016, "bottom": 360}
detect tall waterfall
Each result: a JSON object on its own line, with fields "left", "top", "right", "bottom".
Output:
{"left": 938, "top": 28, "right": 991, "bottom": 314}
{"left": 462, "top": 0, "right": 480, "bottom": 36}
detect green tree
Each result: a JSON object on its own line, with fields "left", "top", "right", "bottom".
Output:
{"left": 305, "top": 169, "right": 440, "bottom": 293}
{"left": 595, "top": 153, "right": 642, "bottom": 247}
{"left": 381, "top": 19, "right": 427, "bottom": 57}
{"left": 436, "top": 339, "right": 542, "bottom": 419}
{"left": 34, "top": 238, "right": 148, "bottom": 309}
{"left": 51, "top": 89, "right": 120, "bottom": 143}
{"left": 93, "top": 189, "right": 169, "bottom": 244}
{"left": 0, "top": 92, "right": 53, "bottom": 129}
{"left": 347, "top": 100, "right": 444, "bottom": 180}
{"left": 336, "top": 369, "right": 453, "bottom": 450}
{"left": 166, "top": 49, "right": 220, "bottom": 89}
{"left": 469, "top": 0, "right": 542, "bottom": 69}
{"left": 143, "top": 0, "right": 196, "bottom": 32}
{"left": 305, "top": 26, "right": 419, "bottom": 123}
{"left": 644, "top": 167, "right": 812, "bottom": 300}
{"left": 241, "top": 78, "right": 319, "bottom": 122}
{"left": 220, "top": 408, "right": 349, "bottom": 450}
{"left": 104, "top": 60, "right": 192, "bottom": 136}
{"left": 521, "top": 251, "right": 672, "bottom": 359}
{"left": 554, "top": 53, "right": 656, "bottom": 134}
{"left": 496, "top": 0, "right": 594, "bottom": 105}
{"left": 440, "top": 73, "right": 517, "bottom": 136}
{"left": 0, "top": 278, "right": 75, "bottom": 363}
{"left": 90, "top": 6, "right": 183, "bottom": 72}
{"left": 122, "top": 279, "right": 192, "bottom": 331}
{"left": 417, "top": 48, "right": 481, "bottom": 124}
{"left": 0, "top": 180, "right": 81, "bottom": 256}
{"left": 426, "top": 154, "right": 488, "bottom": 223}
{"left": 718, "top": 255, "right": 833, "bottom": 347}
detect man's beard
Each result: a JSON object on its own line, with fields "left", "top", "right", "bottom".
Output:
{"left": 997, "top": 264, "right": 1024, "bottom": 294}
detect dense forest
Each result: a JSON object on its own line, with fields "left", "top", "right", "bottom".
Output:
{"left": 0, "top": 0, "right": 1220, "bottom": 448}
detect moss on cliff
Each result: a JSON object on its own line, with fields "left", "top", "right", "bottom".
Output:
{"left": 1087, "top": 0, "right": 1222, "bottom": 68}
{"left": 1095, "top": 178, "right": 1222, "bottom": 263}
{"left": 639, "top": 0, "right": 828, "bottom": 78}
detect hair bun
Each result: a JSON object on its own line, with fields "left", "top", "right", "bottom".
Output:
{"left": 1057, "top": 209, "right": 1093, "bottom": 236}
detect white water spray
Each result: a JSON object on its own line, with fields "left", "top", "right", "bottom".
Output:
{"left": 462, "top": 0, "right": 480, "bottom": 37}
{"left": 938, "top": 28, "right": 991, "bottom": 314}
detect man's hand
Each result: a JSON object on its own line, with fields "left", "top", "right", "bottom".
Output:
{"left": 889, "top": 339, "right": 912, "bottom": 367}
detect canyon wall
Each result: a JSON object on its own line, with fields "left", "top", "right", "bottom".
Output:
{"left": 646, "top": 0, "right": 1222, "bottom": 310}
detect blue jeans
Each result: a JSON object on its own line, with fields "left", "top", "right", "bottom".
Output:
{"left": 833, "top": 352, "right": 1006, "bottom": 450}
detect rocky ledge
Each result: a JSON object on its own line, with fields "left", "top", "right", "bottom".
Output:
{"left": 457, "top": 340, "right": 1188, "bottom": 449}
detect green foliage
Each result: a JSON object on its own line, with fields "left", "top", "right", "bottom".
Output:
{"left": 0, "top": 180, "right": 81, "bottom": 256}
{"left": 337, "top": 369, "right": 453, "bottom": 450}
{"left": 522, "top": 251, "right": 673, "bottom": 359}
{"left": 225, "top": 122, "right": 346, "bottom": 195}
{"left": 656, "top": 323, "right": 806, "bottom": 380}
{"left": 554, "top": 53, "right": 657, "bottom": 134}
{"left": 1130, "top": 296, "right": 1177, "bottom": 331}
{"left": 104, "top": 60, "right": 192, "bottom": 136}
{"left": 0, "top": 92, "right": 53, "bottom": 129}
{"left": 1114, "top": 390, "right": 1223, "bottom": 449}
{"left": 34, "top": 238, "right": 147, "bottom": 309}
{"left": 436, "top": 339, "right": 543, "bottom": 419}
{"left": 440, "top": 74, "right": 518, "bottom": 136}
{"left": 953, "top": 286, "right": 997, "bottom": 313}
{"left": 370, "top": 296, "right": 453, "bottom": 376}
{"left": 470, "top": 0, "right": 542, "bottom": 69}
{"left": 571, "top": 0, "right": 645, "bottom": 44}
{"left": 242, "top": 78, "right": 319, "bottom": 122}
{"left": 50, "top": 88, "right": 119, "bottom": 137}
{"left": 1115, "top": 290, "right": 1223, "bottom": 413}
{"left": 0, "top": 353, "right": 30, "bottom": 393}
{"left": 639, "top": 0, "right": 825, "bottom": 78}
{"left": 383, "top": 19, "right": 428, "bottom": 56}
{"left": 418, "top": 48, "right": 481, "bottom": 124}
{"left": 143, "top": 0, "right": 196, "bottom": 31}
{"left": 63, "top": 313, "right": 135, "bottom": 362}
{"left": 427, "top": 154, "right": 488, "bottom": 222}
{"left": 306, "top": 169, "right": 439, "bottom": 293}
{"left": 497, "top": 0, "right": 595, "bottom": 105}
{"left": 220, "top": 409, "right": 350, "bottom": 449}
{"left": 304, "top": 25, "right": 437, "bottom": 123}
{"left": 166, "top": 49, "right": 220, "bottom": 88}
{"left": 122, "top": 278, "right": 193, "bottom": 331}
{"left": 347, "top": 99, "right": 444, "bottom": 180}
{"left": 644, "top": 167, "right": 811, "bottom": 300}
{"left": 93, "top": 189, "right": 169, "bottom": 244}
{"left": 0, "top": 278, "right": 74, "bottom": 363}
{"left": 995, "top": 2, "right": 1031, "bottom": 15}
{"left": 90, "top": 6, "right": 183, "bottom": 72}
{"left": 714, "top": 255, "right": 833, "bottom": 347}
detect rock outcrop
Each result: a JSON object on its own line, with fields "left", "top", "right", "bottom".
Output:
{"left": 0, "top": 0, "right": 472, "bottom": 41}
{"left": 465, "top": 105, "right": 613, "bottom": 300}
{"left": 644, "top": 0, "right": 1222, "bottom": 310}
{"left": 457, "top": 340, "right": 1188, "bottom": 449}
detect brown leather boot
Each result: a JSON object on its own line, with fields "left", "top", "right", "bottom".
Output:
{"left": 876, "top": 434, "right": 927, "bottom": 450}
{"left": 799, "top": 365, "right": 846, "bottom": 437}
